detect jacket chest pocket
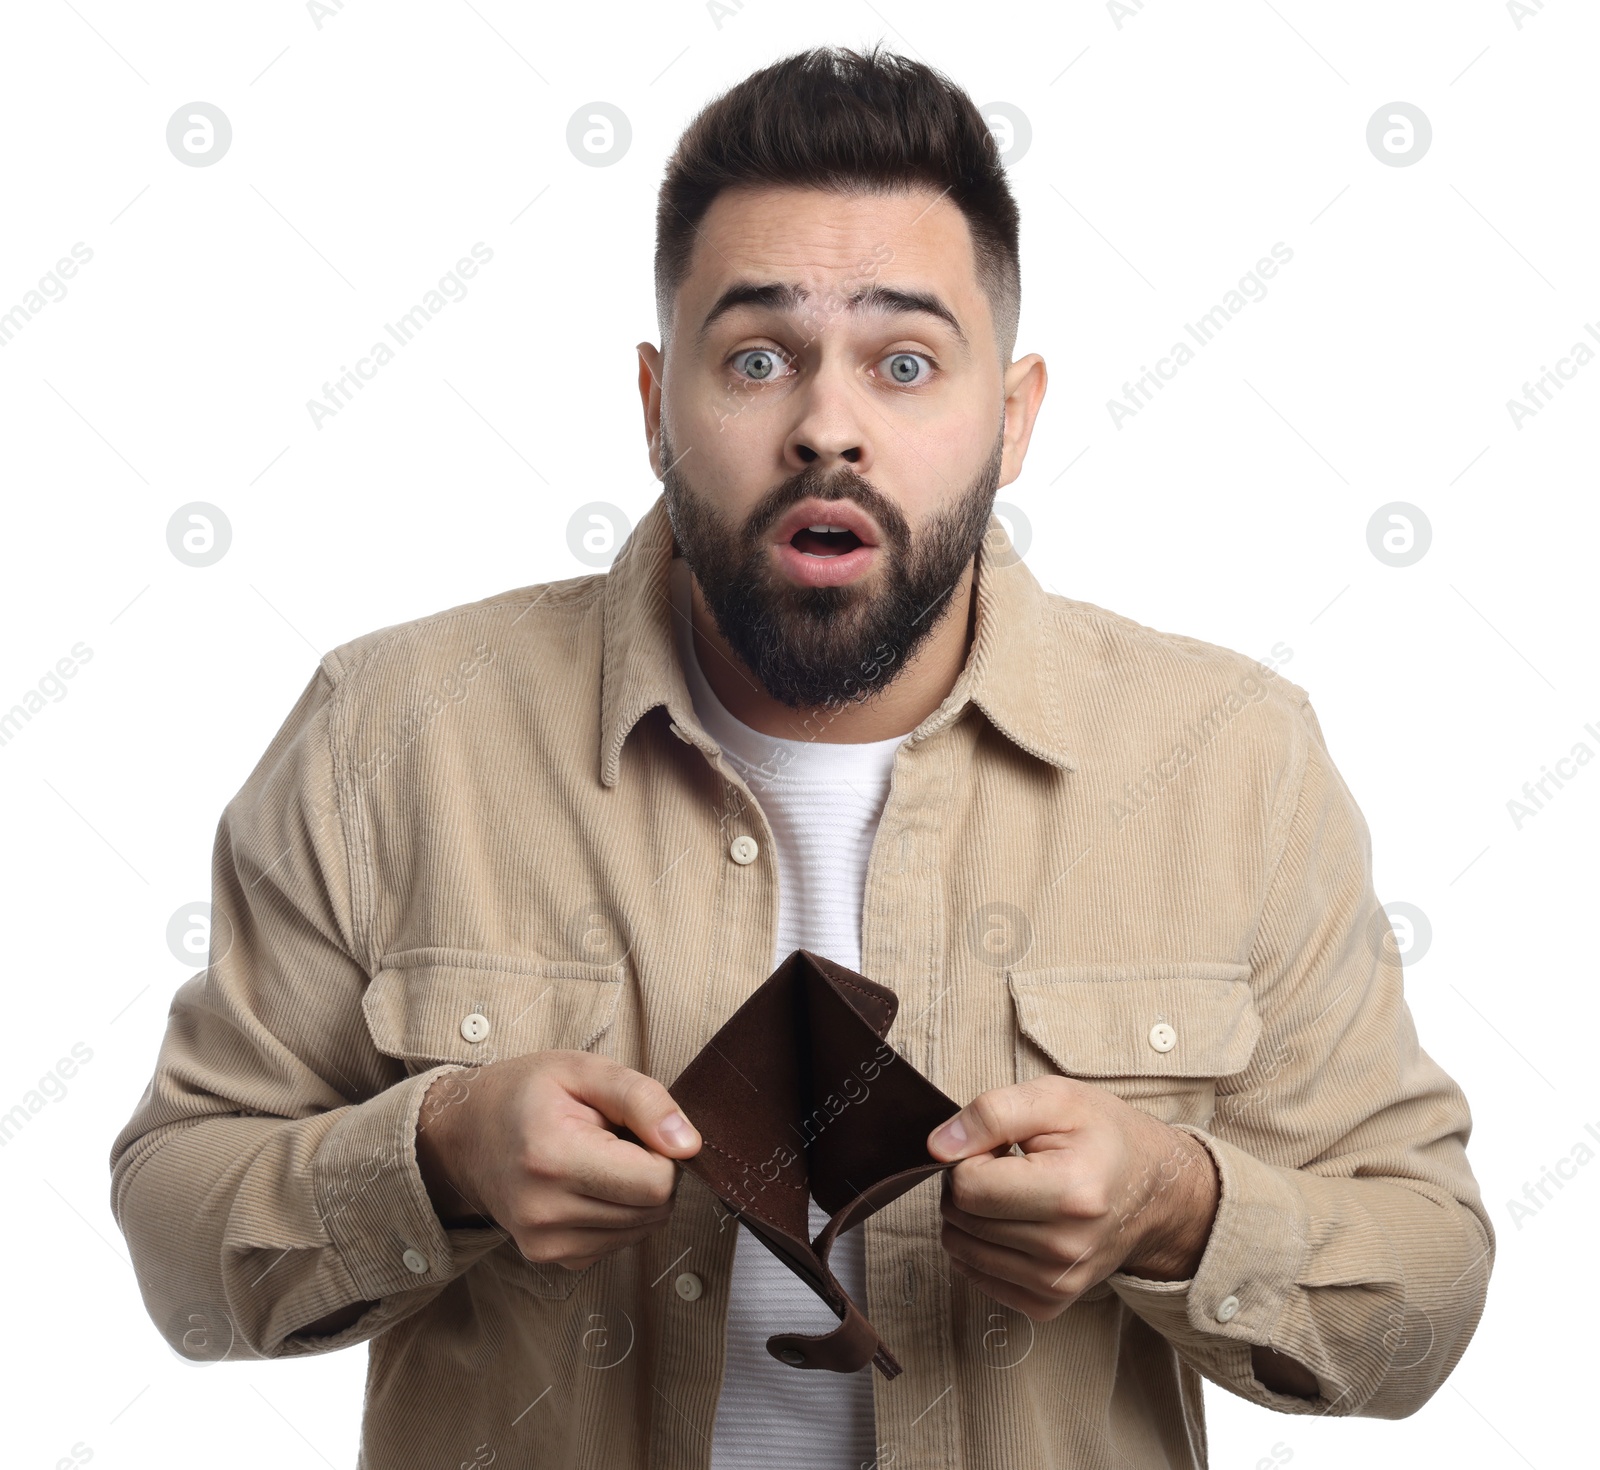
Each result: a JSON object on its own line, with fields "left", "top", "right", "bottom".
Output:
{"left": 1006, "top": 961, "right": 1259, "bottom": 1129}
{"left": 362, "top": 946, "right": 626, "bottom": 1077}
{"left": 364, "top": 948, "right": 626, "bottom": 1302}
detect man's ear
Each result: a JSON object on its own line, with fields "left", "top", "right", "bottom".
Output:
{"left": 998, "top": 353, "right": 1047, "bottom": 491}
{"left": 637, "top": 342, "right": 664, "bottom": 479}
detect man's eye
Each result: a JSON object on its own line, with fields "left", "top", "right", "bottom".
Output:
{"left": 731, "top": 348, "right": 788, "bottom": 382}
{"left": 880, "top": 351, "right": 933, "bottom": 386}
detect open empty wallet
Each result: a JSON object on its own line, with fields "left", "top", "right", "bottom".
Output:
{"left": 666, "top": 949, "right": 962, "bottom": 1378}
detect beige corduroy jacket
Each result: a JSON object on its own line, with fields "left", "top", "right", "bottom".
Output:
{"left": 111, "top": 495, "right": 1492, "bottom": 1469}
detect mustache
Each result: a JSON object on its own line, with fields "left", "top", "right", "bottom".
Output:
{"left": 743, "top": 462, "right": 911, "bottom": 551}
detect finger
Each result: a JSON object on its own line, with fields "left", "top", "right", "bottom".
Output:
{"left": 515, "top": 1219, "right": 668, "bottom": 1269}
{"left": 940, "top": 1217, "right": 1089, "bottom": 1299}
{"left": 948, "top": 1256, "right": 1068, "bottom": 1322}
{"left": 555, "top": 1130, "right": 683, "bottom": 1209}
{"left": 943, "top": 1150, "right": 1102, "bottom": 1222}
{"left": 928, "top": 1077, "right": 1086, "bottom": 1161}
{"left": 525, "top": 1185, "right": 675, "bottom": 1231}
{"left": 940, "top": 1198, "right": 1066, "bottom": 1254}
{"left": 556, "top": 1053, "right": 702, "bottom": 1159}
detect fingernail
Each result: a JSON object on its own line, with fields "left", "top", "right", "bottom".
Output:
{"left": 932, "top": 1116, "right": 967, "bottom": 1154}
{"left": 659, "top": 1112, "right": 694, "bottom": 1149}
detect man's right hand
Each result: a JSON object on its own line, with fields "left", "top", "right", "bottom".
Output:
{"left": 414, "top": 1050, "right": 701, "bottom": 1270}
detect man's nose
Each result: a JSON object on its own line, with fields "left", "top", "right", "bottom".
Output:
{"left": 782, "top": 365, "right": 871, "bottom": 476}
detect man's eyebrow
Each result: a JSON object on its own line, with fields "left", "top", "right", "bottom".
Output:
{"left": 694, "top": 280, "right": 969, "bottom": 348}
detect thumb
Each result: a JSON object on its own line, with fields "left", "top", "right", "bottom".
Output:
{"left": 928, "top": 1084, "right": 1056, "bottom": 1161}
{"left": 928, "top": 1104, "right": 978, "bottom": 1162}
{"left": 566, "top": 1057, "right": 702, "bottom": 1159}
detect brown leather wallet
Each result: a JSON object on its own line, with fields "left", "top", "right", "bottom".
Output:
{"left": 667, "top": 949, "right": 961, "bottom": 1379}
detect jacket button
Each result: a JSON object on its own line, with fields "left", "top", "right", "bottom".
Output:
{"left": 673, "top": 1272, "right": 703, "bottom": 1301}
{"left": 460, "top": 1012, "right": 491, "bottom": 1044}
{"left": 402, "top": 1248, "right": 429, "bottom": 1275}
{"left": 729, "top": 835, "right": 759, "bottom": 865}
{"left": 1215, "top": 1294, "right": 1240, "bottom": 1322}
{"left": 1148, "top": 1022, "right": 1177, "bottom": 1053}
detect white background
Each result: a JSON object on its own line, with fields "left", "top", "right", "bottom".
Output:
{"left": 1, "top": 2, "right": 1594, "bottom": 1466}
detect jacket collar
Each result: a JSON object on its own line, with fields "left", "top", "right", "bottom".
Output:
{"left": 598, "top": 495, "right": 1077, "bottom": 788}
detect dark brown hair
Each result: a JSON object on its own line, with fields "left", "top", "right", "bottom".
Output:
{"left": 654, "top": 43, "right": 1021, "bottom": 361}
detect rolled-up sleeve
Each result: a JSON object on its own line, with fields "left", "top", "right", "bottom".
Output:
{"left": 1110, "top": 697, "right": 1494, "bottom": 1418}
{"left": 109, "top": 663, "right": 501, "bottom": 1360}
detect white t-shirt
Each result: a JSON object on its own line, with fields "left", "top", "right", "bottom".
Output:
{"left": 670, "top": 558, "right": 905, "bottom": 1470}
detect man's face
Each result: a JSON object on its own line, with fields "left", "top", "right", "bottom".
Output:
{"left": 643, "top": 185, "right": 1029, "bottom": 710}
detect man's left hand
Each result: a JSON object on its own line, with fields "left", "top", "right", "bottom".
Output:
{"left": 926, "top": 1074, "right": 1221, "bottom": 1321}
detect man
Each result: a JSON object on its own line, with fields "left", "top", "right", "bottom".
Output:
{"left": 112, "top": 45, "right": 1491, "bottom": 1469}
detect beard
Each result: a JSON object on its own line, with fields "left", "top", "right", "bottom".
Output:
{"left": 660, "top": 423, "right": 1004, "bottom": 711}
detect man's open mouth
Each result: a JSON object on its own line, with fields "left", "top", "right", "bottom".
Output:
{"left": 789, "top": 524, "right": 865, "bottom": 558}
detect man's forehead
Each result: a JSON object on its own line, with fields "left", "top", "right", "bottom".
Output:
{"left": 687, "top": 183, "right": 977, "bottom": 290}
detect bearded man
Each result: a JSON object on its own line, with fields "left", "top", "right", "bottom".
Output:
{"left": 112, "top": 44, "right": 1491, "bottom": 1470}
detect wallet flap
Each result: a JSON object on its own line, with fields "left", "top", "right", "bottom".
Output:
{"left": 802, "top": 956, "right": 959, "bottom": 1216}
{"left": 670, "top": 952, "right": 813, "bottom": 1244}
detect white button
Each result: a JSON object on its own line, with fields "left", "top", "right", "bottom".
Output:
{"left": 1148, "top": 1022, "right": 1177, "bottom": 1053}
{"left": 402, "top": 1248, "right": 429, "bottom": 1275}
{"left": 460, "top": 1012, "right": 490, "bottom": 1044}
{"left": 1216, "top": 1294, "right": 1240, "bottom": 1322}
{"left": 674, "top": 1272, "right": 703, "bottom": 1301}
{"left": 729, "top": 835, "right": 759, "bottom": 865}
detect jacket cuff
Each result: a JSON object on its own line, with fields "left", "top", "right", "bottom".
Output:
{"left": 1107, "top": 1126, "right": 1312, "bottom": 1392}
{"left": 311, "top": 1065, "right": 503, "bottom": 1303}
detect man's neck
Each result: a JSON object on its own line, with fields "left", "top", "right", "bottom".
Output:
{"left": 683, "top": 561, "right": 979, "bottom": 744}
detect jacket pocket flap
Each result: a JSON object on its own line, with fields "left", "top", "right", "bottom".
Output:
{"left": 364, "top": 947, "right": 625, "bottom": 1065}
{"left": 1007, "top": 961, "right": 1258, "bottom": 1079}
